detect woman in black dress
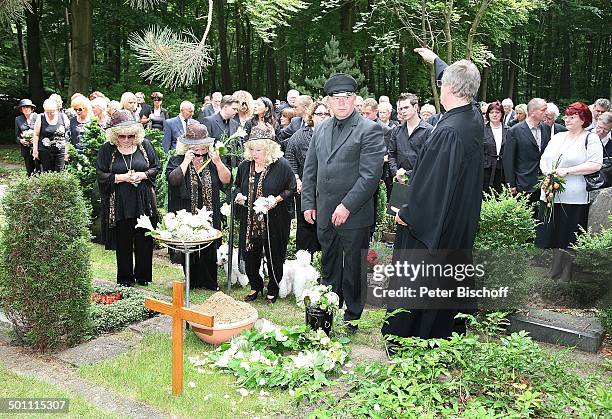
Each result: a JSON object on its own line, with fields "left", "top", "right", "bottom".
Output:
{"left": 14, "top": 99, "right": 39, "bottom": 176}
{"left": 482, "top": 101, "right": 507, "bottom": 192}
{"left": 235, "top": 133, "right": 296, "bottom": 303}
{"left": 244, "top": 96, "right": 278, "bottom": 141}
{"left": 145, "top": 92, "right": 169, "bottom": 131}
{"left": 96, "top": 110, "right": 159, "bottom": 286}
{"left": 166, "top": 123, "right": 231, "bottom": 290}
{"left": 69, "top": 95, "right": 92, "bottom": 152}
{"left": 32, "top": 98, "right": 70, "bottom": 172}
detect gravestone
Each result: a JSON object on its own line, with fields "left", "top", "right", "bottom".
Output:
{"left": 588, "top": 188, "right": 612, "bottom": 233}
{"left": 508, "top": 309, "right": 604, "bottom": 353}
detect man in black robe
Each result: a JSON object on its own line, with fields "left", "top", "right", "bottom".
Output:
{"left": 381, "top": 48, "right": 484, "bottom": 342}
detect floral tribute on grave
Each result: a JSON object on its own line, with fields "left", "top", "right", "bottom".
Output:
{"left": 136, "top": 208, "right": 221, "bottom": 242}
{"left": 193, "top": 320, "right": 351, "bottom": 391}
{"left": 89, "top": 284, "right": 153, "bottom": 337}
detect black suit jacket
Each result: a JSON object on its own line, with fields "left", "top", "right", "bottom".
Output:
{"left": 202, "top": 113, "right": 241, "bottom": 167}
{"left": 550, "top": 122, "right": 568, "bottom": 137}
{"left": 278, "top": 116, "right": 303, "bottom": 144}
{"left": 502, "top": 121, "right": 551, "bottom": 193}
{"left": 483, "top": 123, "right": 508, "bottom": 169}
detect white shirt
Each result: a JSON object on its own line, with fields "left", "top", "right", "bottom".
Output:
{"left": 491, "top": 125, "right": 503, "bottom": 155}
{"left": 540, "top": 131, "right": 603, "bottom": 204}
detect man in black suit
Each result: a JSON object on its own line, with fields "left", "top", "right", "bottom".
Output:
{"left": 275, "top": 89, "right": 300, "bottom": 120}
{"left": 135, "top": 92, "right": 151, "bottom": 125}
{"left": 162, "top": 101, "right": 197, "bottom": 151}
{"left": 301, "top": 74, "right": 385, "bottom": 331}
{"left": 503, "top": 97, "right": 551, "bottom": 207}
{"left": 198, "top": 92, "right": 222, "bottom": 121}
{"left": 201, "top": 95, "right": 240, "bottom": 167}
{"left": 543, "top": 102, "right": 568, "bottom": 138}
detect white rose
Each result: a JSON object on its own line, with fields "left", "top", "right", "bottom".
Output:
{"left": 221, "top": 203, "right": 231, "bottom": 217}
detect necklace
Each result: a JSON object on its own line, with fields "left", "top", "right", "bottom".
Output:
{"left": 121, "top": 150, "right": 134, "bottom": 176}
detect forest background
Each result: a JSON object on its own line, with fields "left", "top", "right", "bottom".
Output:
{"left": 0, "top": 0, "right": 610, "bottom": 139}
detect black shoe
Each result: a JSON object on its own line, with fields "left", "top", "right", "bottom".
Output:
{"left": 346, "top": 324, "right": 358, "bottom": 335}
{"left": 265, "top": 295, "right": 278, "bottom": 304}
{"left": 136, "top": 280, "right": 149, "bottom": 286}
{"left": 244, "top": 290, "right": 260, "bottom": 302}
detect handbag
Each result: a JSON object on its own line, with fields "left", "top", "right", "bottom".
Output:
{"left": 584, "top": 134, "right": 612, "bottom": 191}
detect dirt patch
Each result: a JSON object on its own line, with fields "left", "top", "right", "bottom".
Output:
{"left": 193, "top": 292, "right": 257, "bottom": 324}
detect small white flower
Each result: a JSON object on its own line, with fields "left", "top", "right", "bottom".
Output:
{"left": 288, "top": 389, "right": 295, "bottom": 396}
{"left": 250, "top": 350, "right": 262, "bottom": 363}
{"left": 135, "top": 215, "right": 154, "bottom": 231}
{"left": 259, "top": 389, "right": 269, "bottom": 397}
{"left": 158, "top": 230, "right": 172, "bottom": 240}
{"left": 224, "top": 394, "right": 230, "bottom": 399}
{"left": 320, "top": 336, "right": 331, "bottom": 346}
{"left": 221, "top": 203, "right": 231, "bottom": 217}
{"left": 274, "top": 329, "right": 288, "bottom": 342}
{"left": 374, "top": 404, "right": 381, "bottom": 412}
{"left": 203, "top": 394, "right": 211, "bottom": 401}
{"left": 188, "top": 381, "right": 196, "bottom": 388}
{"left": 258, "top": 378, "right": 266, "bottom": 386}
{"left": 239, "top": 360, "right": 251, "bottom": 371}
{"left": 238, "top": 388, "right": 249, "bottom": 397}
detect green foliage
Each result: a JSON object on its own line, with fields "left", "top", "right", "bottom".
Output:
{"left": 374, "top": 184, "right": 394, "bottom": 241}
{"left": 89, "top": 284, "right": 153, "bottom": 337}
{"left": 0, "top": 173, "right": 92, "bottom": 351}
{"left": 310, "top": 322, "right": 611, "bottom": 417}
{"left": 65, "top": 118, "right": 107, "bottom": 215}
{"left": 144, "top": 127, "right": 170, "bottom": 209}
{"left": 295, "top": 36, "right": 369, "bottom": 98}
{"left": 203, "top": 324, "right": 350, "bottom": 390}
{"left": 598, "top": 308, "right": 612, "bottom": 333}
{"left": 572, "top": 217, "right": 612, "bottom": 278}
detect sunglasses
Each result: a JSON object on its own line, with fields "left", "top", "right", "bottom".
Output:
{"left": 152, "top": 97, "right": 162, "bottom": 101}
{"left": 241, "top": 102, "right": 248, "bottom": 107}
{"left": 314, "top": 112, "right": 330, "bottom": 117}
{"left": 436, "top": 80, "right": 443, "bottom": 88}
{"left": 118, "top": 135, "right": 136, "bottom": 140}
{"left": 192, "top": 153, "right": 206, "bottom": 157}
{"left": 74, "top": 108, "right": 84, "bottom": 112}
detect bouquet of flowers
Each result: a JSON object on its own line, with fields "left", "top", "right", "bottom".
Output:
{"left": 301, "top": 284, "right": 340, "bottom": 312}
{"left": 395, "top": 167, "right": 410, "bottom": 184}
{"left": 535, "top": 155, "right": 566, "bottom": 223}
{"left": 21, "top": 129, "right": 34, "bottom": 146}
{"left": 253, "top": 196, "right": 276, "bottom": 214}
{"left": 135, "top": 208, "right": 220, "bottom": 242}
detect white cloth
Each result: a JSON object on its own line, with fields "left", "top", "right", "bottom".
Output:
{"left": 491, "top": 125, "right": 503, "bottom": 155}
{"left": 539, "top": 131, "right": 603, "bottom": 204}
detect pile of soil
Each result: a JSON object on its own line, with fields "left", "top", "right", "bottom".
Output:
{"left": 194, "top": 292, "right": 258, "bottom": 324}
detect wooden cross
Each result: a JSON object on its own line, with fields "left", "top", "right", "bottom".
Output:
{"left": 144, "top": 281, "right": 214, "bottom": 395}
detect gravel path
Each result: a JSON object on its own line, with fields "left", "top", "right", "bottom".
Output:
{"left": 0, "top": 339, "right": 172, "bottom": 419}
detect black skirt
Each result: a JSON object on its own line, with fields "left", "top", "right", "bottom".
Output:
{"left": 536, "top": 202, "right": 589, "bottom": 249}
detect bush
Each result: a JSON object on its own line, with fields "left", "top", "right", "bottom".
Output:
{"left": 572, "top": 216, "right": 612, "bottom": 278}
{"left": 474, "top": 188, "right": 538, "bottom": 309}
{"left": 0, "top": 173, "right": 92, "bottom": 351}
{"left": 598, "top": 308, "right": 612, "bottom": 334}
{"left": 89, "top": 284, "right": 153, "bottom": 336}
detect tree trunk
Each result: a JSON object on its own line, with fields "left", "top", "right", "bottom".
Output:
{"left": 507, "top": 42, "right": 517, "bottom": 101}
{"left": 69, "top": 0, "right": 93, "bottom": 95}
{"left": 399, "top": 46, "right": 407, "bottom": 93}
{"left": 16, "top": 21, "right": 28, "bottom": 86}
{"left": 265, "top": 44, "right": 277, "bottom": 98}
{"left": 245, "top": 19, "right": 253, "bottom": 91}
{"left": 480, "top": 66, "right": 489, "bottom": 101}
{"left": 215, "top": 0, "right": 232, "bottom": 92}
{"left": 235, "top": 5, "right": 246, "bottom": 89}
{"left": 444, "top": 0, "right": 453, "bottom": 62}
{"left": 25, "top": 0, "right": 44, "bottom": 105}
{"left": 277, "top": 33, "right": 287, "bottom": 98}
{"left": 430, "top": 66, "right": 440, "bottom": 112}
{"left": 466, "top": 0, "right": 492, "bottom": 60}
{"left": 559, "top": 27, "right": 571, "bottom": 99}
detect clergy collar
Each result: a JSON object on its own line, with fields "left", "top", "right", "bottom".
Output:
{"left": 334, "top": 110, "right": 358, "bottom": 126}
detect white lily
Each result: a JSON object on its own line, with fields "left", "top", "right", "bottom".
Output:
{"left": 221, "top": 203, "right": 231, "bottom": 217}
{"left": 135, "top": 215, "right": 154, "bottom": 231}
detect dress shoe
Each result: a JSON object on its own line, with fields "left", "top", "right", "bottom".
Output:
{"left": 265, "top": 295, "right": 278, "bottom": 304}
{"left": 345, "top": 323, "right": 358, "bottom": 335}
{"left": 244, "top": 290, "right": 261, "bottom": 302}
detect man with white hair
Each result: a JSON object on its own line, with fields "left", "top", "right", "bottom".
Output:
{"left": 379, "top": 95, "right": 398, "bottom": 122}
{"left": 278, "top": 95, "right": 313, "bottom": 145}
{"left": 162, "top": 101, "right": 197, "bottom": 151}
{"left": 275, "top": 89, "right": 300, "bottom": 118}
{"left": 595, "top": 111, "right": 612, "bottom": 155}
{"left": 543, "top": 102, "right": 568, "bottom": 137}
{"left": 588, "top": 98, "right": 611, "bottom": 130}
{"left": 198, "top": 92, "right": 222, "bottom": 120}
{"left": 501, "top": 98, "right": 515, "bottom": 127}
{"left": 382, "top": 47, "right": 484, "bottom": 342}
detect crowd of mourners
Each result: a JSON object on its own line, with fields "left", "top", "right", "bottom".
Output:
{"left": 14, "top": 46, "right": 610, "bottom": 340}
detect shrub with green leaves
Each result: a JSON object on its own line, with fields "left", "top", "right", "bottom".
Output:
{"left": 572, "top": 215, "right": 612, "bottom": 278}
{"left": 89, "top": 284, "right": 153, "bottom": 336}
{"left": 0, "top": 173, "right": 92, "bottom": 351}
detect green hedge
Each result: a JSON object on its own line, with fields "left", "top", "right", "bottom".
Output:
{"left": 0, "top": 173, "right": 92, "bottom": 351}
{"left": 89, "top": 284, "right": 153, "bottom": 336}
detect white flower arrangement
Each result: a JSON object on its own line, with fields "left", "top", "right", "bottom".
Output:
{"left": 21, "top": 129, "right": 34, "bottom": 145}
{"left": 220, "top": 202, "right": 231, "bottom": 217}
{"left": 300, "top": 284, "right": 340, "bottom": 312}
{"left": 135, "top": 208, "right": 219, "bottom": 242}
{"left": 395, "top": 167, "right": 410, "bottom": 184}
{"left": 253, "top": 196, "right": 276, "bottom": 215}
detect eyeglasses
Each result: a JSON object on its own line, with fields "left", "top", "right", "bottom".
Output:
{"left": 118, "top": 135, "right": 136, "bottom": 140}
{"left": 436, "top": 80, "right": 443, "bottom": 88}
{"left": 314, "top": 112, "right": 330, "bottom": 117}
{"left": 74, "top": 108, "right": 83, "bottom": 112}
{"left": 152, "top": 97, "right": 162, "bottom": 101}
{"left": 241, "top": 102, "right": 248, "bottom": 107}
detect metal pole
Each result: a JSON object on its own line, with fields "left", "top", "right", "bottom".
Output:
{"left": 184, "top": 244, "right": 190, "bottom": 307}
{"left": 227, "top": 186, "right": 236, "bottom": 295}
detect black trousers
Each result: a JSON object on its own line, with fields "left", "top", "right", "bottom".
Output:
{"left": 39, "top": 147, "right": 65, "bottom": 172}
{"left": 317, "top": 225, "right": 370, "bottom": 322}
{"left": 181, "top": 244, "right": 219, "bottom": 290}
{"left": 295, "top": 194, "right": 320, "bottom": 253}
{"left": 22, "top": 152, "right": 38, "bottom": 176}
{"left": 244, "top": 236, "right": 283, "bottom": 296}
{"left": 115, "top": 218, "right": 153, "bottom": 285}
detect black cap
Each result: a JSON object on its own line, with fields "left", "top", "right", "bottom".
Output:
{"left": 16, "top": 99, "right": 36, "bottom": 110}
{"left": 323, "top": 73, "right": 357, "bottom": 96}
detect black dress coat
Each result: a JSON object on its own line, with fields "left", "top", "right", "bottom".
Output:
{"left": 96, "top": 140, "right": 159, "bottom": 250}
{"left": 483, "top": 123, "right": 508, "bottom": 190}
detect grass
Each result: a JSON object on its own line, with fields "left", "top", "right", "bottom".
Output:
{"left": 0, "top": 365, "right": 117, "bottom": 419}
{"left": 79, "top": 332, "right": 298, "bottom": 418}
{"left": 0, "top": 144, "right": 22, "bottom": 165}
{"left": 91, "top": 242, "right": 386, "bottom": 349}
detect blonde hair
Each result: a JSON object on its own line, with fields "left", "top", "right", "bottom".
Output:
{"left": 175, "top": 141, "right": 210, "bottom": 156}
{"left": 233, "top": 90, "right": 254, "bottom": 119}
{"left": 49, "top": 93, "right": 63, "bottom": 110}
{"left": 119, "top": 92, "right": 137, "bottom": 110}
{"left": 243, "top": 139, "right": 283, "bottom": 165}
{"left": 106, "top": 124, "right": 145, "bottom": 146}
{"left": 71, "top": 95, "right": 92, "bottom": 117}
